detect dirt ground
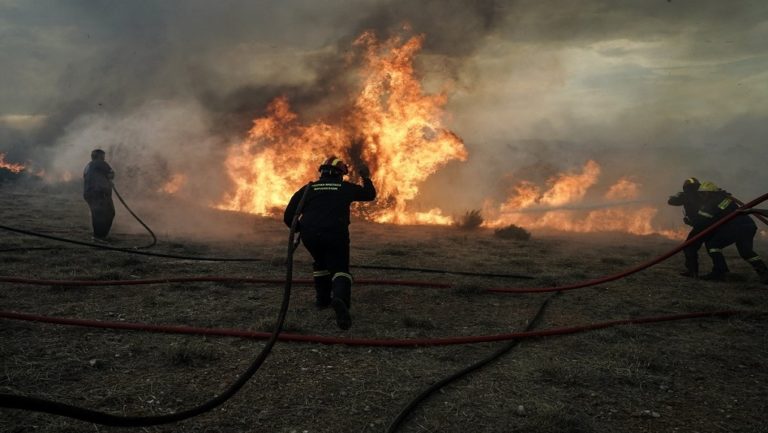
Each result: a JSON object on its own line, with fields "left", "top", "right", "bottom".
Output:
{"left": 1, "top": 184, "right": 767, "bottom": 433}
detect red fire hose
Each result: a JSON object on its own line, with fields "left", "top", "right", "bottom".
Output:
{"left": 488, "top": 193, "right": 768, "bottom": 293}
{"left": 0, "top": 181, "right": 312, "bottom": 426}
{"left": 0, "top": 193, "right": 765, "bottom": 427}
{"left": 0, "top": 275, "right": 451, "bottom": 288}
{"left": 4, "top": 193, "right": 765, "bottom": 294}
{"left": 0, "top": 309, "right": 740, "bottom": 347}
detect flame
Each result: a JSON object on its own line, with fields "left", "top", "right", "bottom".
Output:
{"left": 211, "top": 30, "right": 680, "bottom": 237}
{"left": 218, "top": 31, "right": 466, "bottom": 224}
{"left": 158, "top": 173, "right": 187, "bottom": 194}
{"left": 540, "top": 160, "right": 601, "bottom": 206}
{"left": 487, "top": 162, "right": 683, "bottom": 238}
{"left": 0, "top": 153, "right": 26, "bottom": 174}
{"left": 605, "top": 177, "right": 641, "bottom": 201}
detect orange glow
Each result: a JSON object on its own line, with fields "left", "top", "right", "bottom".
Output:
{"left": 487, "top": 161, "right": 683, "bottom": 238}
{"left": 540, "top": 159, "right": 600, "bottom": 206}
{"left": 605, "top": 177, "right": 641, "bottom": 200}
{"left": 210, "top": 30, "right": 678, "bottom": 237}
{"left": 0, "top": 153, "right": 26, "bottom": 174}
{"left": 218, "top": 31, "right": 466, "bottom": 224}
{"left": 158, "top": 173, "right": 187, "bottom": 194}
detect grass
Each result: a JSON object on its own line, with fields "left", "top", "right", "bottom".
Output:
{"left": 165, "top": 342, "right": 220, "bottom": 367}
{"left": 401, "top": 315, "right": 436, "bottom": 330}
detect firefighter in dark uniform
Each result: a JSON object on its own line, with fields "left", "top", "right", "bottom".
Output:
{"left": 668, "top": 177, "right": 706, "bottom": 277}
{"left": 689, "top": 181, "right": 768, "bottom": 283}
{"left": 283, "top": 156, "right": 376, "bottom": 329}
{"left": 83, "top": 149, "right": 115, "bottom": 242}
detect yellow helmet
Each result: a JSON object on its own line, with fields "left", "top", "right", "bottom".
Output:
{"left": 682, "top": 177, "right": 700, "bottom": 192}
{"left": 698, "top": 181, "right": 720, "bottom": 192}
{"left": 318, "top": 156, "right": 349, "bottom": 175}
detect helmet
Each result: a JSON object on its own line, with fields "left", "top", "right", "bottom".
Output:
{"left": 682, "top": 177, "right": 700, "bottom": 193}
{"left": 91, "top": 149, "right": 106, "bottom": 160}
{"left": 697, "top": 181, "right": 720, "bottom": 192}
{"left": 318, "top": 156, "right": 349, "bottom": 176}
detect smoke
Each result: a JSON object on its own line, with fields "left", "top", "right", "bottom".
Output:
{"left": 48, "top": 99, "right": 229, "bottom": 203}
{"left": 2, "top": 0, "right": 767, "bottom": 233}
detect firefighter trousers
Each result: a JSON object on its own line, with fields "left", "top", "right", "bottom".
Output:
{"left": 301, "top": 229, "right": 353, "bottom": 307}
{"left": 85, "top": 195, "right": 115, "bottom": 239}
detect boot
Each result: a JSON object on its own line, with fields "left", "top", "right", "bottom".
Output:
{"left": 331, "top": 274, "right": 352, "bottom": 330}
{"left": 703, "top": 252, "right": 729, "bottom": 281}
{"left": 682, "top": 251, "right": 699, "bottom": 279}
{"left": 313, "top": 273, "right": 332, "bottom": 308}
{"left": 701, "top": 271, "right": 728, "bottom": 281}
{"left": 679, "top": 267, "right": 698, "bottom": 279}
{"left": 749, "top": 259, "right": 768, "bottom": 285}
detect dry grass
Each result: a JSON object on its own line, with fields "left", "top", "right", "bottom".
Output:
{"left": 455, "top": 209, "right": 484, "bottom": 230}
{"left": 493, "top": 224, "right": 532, "bottom": 241}
{"left": 1, "top": 186, "right": 768, "bottom": 433}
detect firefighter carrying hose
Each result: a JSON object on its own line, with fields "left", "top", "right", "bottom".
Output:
{"left": 283, "top": 156, "right": 376, "bottom": 329}
{"left": 691, "top": 181, "right": 768, "bottom": 283}
{"left": 83, "top": 149, "right": 115, "bottom": 243}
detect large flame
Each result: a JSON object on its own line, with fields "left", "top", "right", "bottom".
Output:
{"left": 208, "top": 31, "right": 682, "bottom": 237}
{"left": 0, "top": 153, "right": 26, "bottom": 174}
{"left": 218, "top": 31, "right": 467, "bottom": 223}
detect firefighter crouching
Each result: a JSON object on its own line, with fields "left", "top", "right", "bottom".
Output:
{"left": 83, "top": 149, "right": 115, "bottom": 243}
{"left": 283, "top": 156, "right": 377, "bottom": 329}
{"left": 685, "top": 181, "right": 768, "bottom": 283}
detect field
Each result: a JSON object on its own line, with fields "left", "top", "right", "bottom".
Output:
{"left": 1, "top": 184, "right": 767, "bottom": 433}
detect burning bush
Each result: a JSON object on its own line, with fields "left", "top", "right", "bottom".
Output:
{"left": 455, "top": 209, "right": 484, "bottom": 230}
{"left": 494, "top": 224, "right": 531, "bottom": 241}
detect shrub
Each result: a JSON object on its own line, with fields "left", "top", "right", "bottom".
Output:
{"left": 455, "top": 209, "right": 484, "bottom": 230}
{"left": 494, "top": 224, "right": 531, "bottom": 241}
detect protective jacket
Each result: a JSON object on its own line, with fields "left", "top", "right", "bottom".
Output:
{"left": 690, "top": 189, "right": 755, "bottom": 232}
{"left": 83, "top": 160, "right": 115, "bottom": 200}
{"left": 667, "top": 191, "right": 701, "bottom": 226}
{"left": 283, "top": 175, "right": 376, "bottom": 233}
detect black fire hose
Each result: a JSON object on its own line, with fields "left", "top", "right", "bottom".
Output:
{"left": 112, "top": 184, "right": 156, "bottom": 249}
{"left": 386, "top": 292, "right": 559, "bottom": 433}
{"left": 0, "top": 183, "right": 311, "bottom": 426}
{"left": 0, "top": 224, "right": 534, "bottom": 279}
{"left": 0, "top": 224, "right": 264, "bottom": 262}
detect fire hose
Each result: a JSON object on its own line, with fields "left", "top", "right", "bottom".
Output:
{"left": 4, "top": 193, "right": 765, "bottom": 293}
{"left": 0, "top": 194, "right": 765, "bottom": 426}
{"left": 0, "top": 224, "right": 534, "bottom": 279}
{"left": 387, "top": 292, "right": 559, "bottom": 433}
{"left": 0, "top": 308, "right": 741, "bottom": 347}
{"left": 0, "top": 275, "right": 452, "bottom": 288}
{"left": 0, "top": 181, "right": 310, "bottom": 426}
{"left": 112, "top": 184, "right": 157, "bottom": 249}
{"left": 487, "top": 192, "right": 768, "bottom": 294}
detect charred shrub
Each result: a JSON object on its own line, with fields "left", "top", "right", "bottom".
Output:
{"left": 494, "top": 224, "right": 531, "bottom": 241}
{"left": 455, "top": 209, "right": 484, "bottom": 230}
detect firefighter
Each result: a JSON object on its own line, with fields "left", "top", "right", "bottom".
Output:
{"left": 283, "top": 156, "right": 376, "bottom": 329}
{"left": 668, "top": 177, "right": 705, "bottom": 277}
{"left": 83, "top": 149, "right": 115, "bottom": 243}
{"left": 689, "top": 181, "right": 768, "bottom": 283}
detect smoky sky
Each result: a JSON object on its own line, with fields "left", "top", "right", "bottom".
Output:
{"left": 1, "top": 0, "right": 767, "bottom": 213}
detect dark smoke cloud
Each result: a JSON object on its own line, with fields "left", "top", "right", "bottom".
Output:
{"left": 1, "top": 0, "right": 766, "bottom": 229}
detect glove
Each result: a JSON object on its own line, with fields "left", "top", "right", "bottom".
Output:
{"left": 358, "top": 165, "right": 371, "bottom": 179}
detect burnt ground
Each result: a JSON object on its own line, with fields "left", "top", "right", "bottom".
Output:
{"left": 1, "top": 185, "right": 767, "bottom": 433}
